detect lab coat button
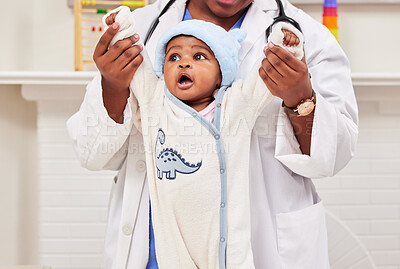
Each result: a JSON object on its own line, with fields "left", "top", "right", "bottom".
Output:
{"left": 136, "top": 160, "right": 146, "bottom": 172}
{"left": 220, "top": 237, "right": 225, "bottom": 242}
{"left": 122, "top": 224, "right": 132, "bottom": 235}
{"left": 220, "top": 202, "right": 225, "bottom": 208}
{"left": 215, "top": 134, "right": 220, "bottom": 140}
{"left": 220, "top": 168, "right": 225, "bottom": 174}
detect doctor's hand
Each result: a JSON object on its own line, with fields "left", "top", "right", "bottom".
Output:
{"left": 94, "top": 22, "right": 143, "bottom": 91}
{"left": 93, "top": 22, "right": 143, "bottom": 123}
{"left": 259, "top": 42, "right": 312, "bottom": 108}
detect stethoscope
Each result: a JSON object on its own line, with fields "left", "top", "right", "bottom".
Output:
{"left": 143, "top": 0, "right": 302, "bottom": 46}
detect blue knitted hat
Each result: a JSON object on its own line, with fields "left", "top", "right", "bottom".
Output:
{"left": 154, "top": 20, "right": 246, "bottom": 87}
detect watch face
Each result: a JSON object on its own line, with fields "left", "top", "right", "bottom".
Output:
{"left": 297, "top": 101, "right": 315, "bottom": 116}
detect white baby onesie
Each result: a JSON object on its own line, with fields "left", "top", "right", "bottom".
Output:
{"left": 130, "top": 50, "right": 272, "bottom": 269}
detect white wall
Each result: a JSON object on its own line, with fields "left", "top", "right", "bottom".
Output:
{"left": 0, "top": 86, "right": 38, "bottom": 264}
{"left": 316, "top": 94, "right": 400, "bottom": 268}
{"left": 30, "top": 0, "right": 75, "bottom": 71}
{"left": 1, "top": 0, "right": 34, "bottom": 70}
{"left": 1, "top": 1, "right": 400, "bottom": 73}
{"left": 296, "top": 3, "right": 400, "bottom": 73}
{"left": 1, "top": 0, "right": 400, "bottom": 268}
{"left": 0, "top": 0, "right": 74, "bottom": 71}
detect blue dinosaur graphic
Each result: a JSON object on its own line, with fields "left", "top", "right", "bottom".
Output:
{"left": 155, "top": 129, "right": 202, "bottom": 180}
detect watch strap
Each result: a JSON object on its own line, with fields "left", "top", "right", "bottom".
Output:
{"left": 282, "top": 90, "right": 316, "bottom": 116}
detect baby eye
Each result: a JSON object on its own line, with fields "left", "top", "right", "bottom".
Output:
{"left": 169, "top": 54, "right": 180, "bottom": 62}
{"left": 194, "top": 54, "right": 206, "bottom": 60}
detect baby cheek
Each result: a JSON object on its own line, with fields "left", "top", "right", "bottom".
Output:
{"left": 164, "top": 70, "right": 176, "bottom": 90}
{"left": 217, "top": 71, "right": 222, "bottom": 84}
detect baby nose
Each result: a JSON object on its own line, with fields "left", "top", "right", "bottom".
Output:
{"left": 179, "top": 63, "right": 191, "bottom": 69}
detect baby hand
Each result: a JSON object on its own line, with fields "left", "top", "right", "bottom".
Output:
{"left": 267, "top": 22, "right": 304, "bottom": 60}
{"left": 282, "top": 29, "right": 300, "bottom": 47}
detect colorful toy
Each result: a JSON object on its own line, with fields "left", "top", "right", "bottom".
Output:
{"left": 323, "top": 0, "right": 339, "bottom": 42}
{"left": 74, "top": 0, "right": 148, "bottom": 71}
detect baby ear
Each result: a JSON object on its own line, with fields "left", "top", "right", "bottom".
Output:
{"left": 228, "top": 29, "right": 247, "bottom": 43}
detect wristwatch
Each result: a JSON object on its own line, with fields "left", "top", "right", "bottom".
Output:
{"left": 282, "top": 90, "right": 316, "bottom": 116}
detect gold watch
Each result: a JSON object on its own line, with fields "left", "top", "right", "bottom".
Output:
{"left": 282, "top": 90, "right": 316, "bottom": 116}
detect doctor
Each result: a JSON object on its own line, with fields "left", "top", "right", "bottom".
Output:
{"left": 67, "top": 0, "right": 358, "bottom": 268}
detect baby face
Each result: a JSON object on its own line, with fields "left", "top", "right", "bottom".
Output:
{"left": 164, "top": 35, "right": 222, "bottom": 109}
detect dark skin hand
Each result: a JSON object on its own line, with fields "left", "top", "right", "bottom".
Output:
{"left": 259, "top": 42, "right": 314, "bottom": 155}
{"left": 93, "top": 21, "right": 143, "bottom": 123}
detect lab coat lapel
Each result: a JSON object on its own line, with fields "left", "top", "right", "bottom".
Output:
{"left": 239, "top": 1, "right": 278, "bottom": 64}
{"left": 146, "top": 0, "right": 187, "bottom": 62}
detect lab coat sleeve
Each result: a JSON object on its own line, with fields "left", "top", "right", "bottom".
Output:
{"left": 66, "top": 73, "right": 141, "bottom": 171}
{"left": 274, "top": 15, "right": 359, "bottom": 178}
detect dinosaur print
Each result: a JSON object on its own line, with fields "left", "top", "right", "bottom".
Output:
{"left": 155, "top": 129, "right": 202, "bottom": 180}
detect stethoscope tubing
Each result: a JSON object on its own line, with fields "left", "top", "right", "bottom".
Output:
{"left": 143, "top": 0, "right": 302, "bottom": 46}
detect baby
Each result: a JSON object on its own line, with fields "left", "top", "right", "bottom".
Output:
{"left": 104, "top": 7, "right": 303, "bottom": 269}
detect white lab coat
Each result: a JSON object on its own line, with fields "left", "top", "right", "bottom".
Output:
{"left": 67, "top": 0, "right": 359, "bottom": 268}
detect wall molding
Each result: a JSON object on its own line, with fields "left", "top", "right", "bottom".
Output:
{"left": 352, "top": 73, "right": 400, "bottom": 87}
{"left": 0, "top": 71, "right": 399, "bottom": 101}
{"left": 0, "top": 71, "right": 96, "bottom": 86}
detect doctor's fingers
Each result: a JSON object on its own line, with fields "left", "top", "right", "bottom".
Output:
{"left": 94, "top": 23, "right": 120, "bottom": 59}
{"left": 258, "top": 64, "right": 280, "bottom": 95}
{"left": 105, "top": 12, "right": 119, "bottom": 26}
{"left": 115, "top": 44, "right": 143, "bottom": 71}
{"left": 105, "top": 35, "right": 140, "bottom": 62}
{"left": 266, "top": 43, "right": 304, "bottom": 72}
{"left": 258, "top": 66, "right": 283, "bottom": 98}
{"left": 122, "top": 53, "right": 143, "bottom": 76}
{"left": 260, "top": 57, "right": 283, "bottom": 85}
{"left": 94, "top": 38, "right": 137, "bottom": 74}
{"left": 263, "top": 49, "right": 296, "bottom": 80}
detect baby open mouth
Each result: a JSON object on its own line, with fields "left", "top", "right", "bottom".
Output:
{"left": 178, "top": 73, "right": 193, "bottom": 88}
